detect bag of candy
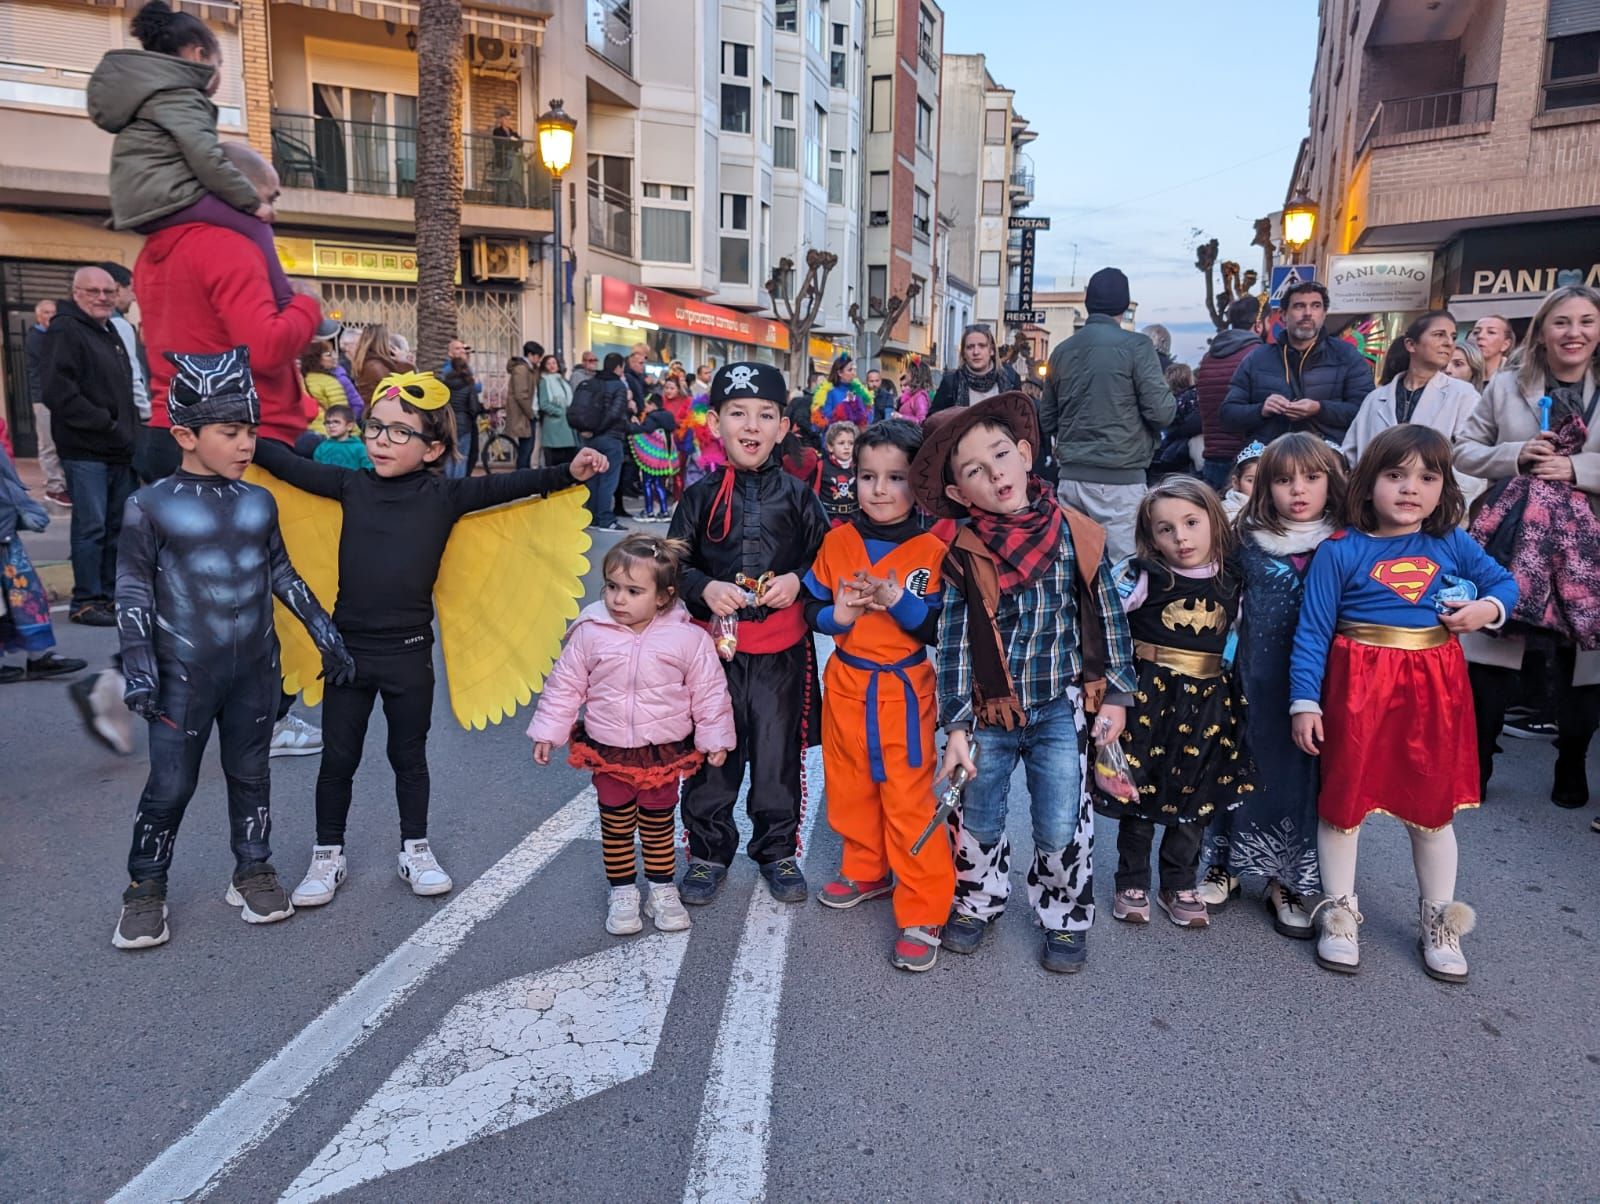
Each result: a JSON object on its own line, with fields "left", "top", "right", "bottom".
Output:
{"left": 1092, "top": 739, "right": 1139, "bottom": 804}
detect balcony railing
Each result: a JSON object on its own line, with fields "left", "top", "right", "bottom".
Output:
{"left": 1357, "top": 83, "right": 1497, "bottom": 155}
{"left": 588, "top": 177, "right": 633, "bottom": 257}
{"left": 587, "top": 0, "right": 633, "bottom": 75}
{"left": 270, "top": 113, "right": 551, "bottom": 209}
{"left": 1009, "top": 166, "right": 1035, "bottom": 195}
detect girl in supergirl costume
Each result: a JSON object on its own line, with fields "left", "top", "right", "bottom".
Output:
{"left": 1290, "top": 425, "right": 1516, "bottom": 983}
{"left": 529, "top": 535, "right": 735, "bottom": 936}
{"left": 1097, "top": 477, "right": 1254, "bottom": 929}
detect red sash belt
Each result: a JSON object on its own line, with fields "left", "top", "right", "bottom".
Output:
{"left": 695, "top": 602, "right": 808, "bottom": 654}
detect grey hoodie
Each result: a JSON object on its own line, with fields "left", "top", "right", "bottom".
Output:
{"left": 88, "top": 49, "right": 259, "bottom": 229}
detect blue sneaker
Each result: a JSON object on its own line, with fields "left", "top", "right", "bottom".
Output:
{"left": 942, "top": 911, "right": 988, "bottom": 955}
{"left": 680, "top": 859, "right": 727, "bottom": 906}
{"left": 758, "top": 857, "right": 808, "bottom": 903}
{"left": 1040, "top": 929, "right": 1088, "bottom": 974}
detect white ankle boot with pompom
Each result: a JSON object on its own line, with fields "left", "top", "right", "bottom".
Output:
{"left": 1419, "top": 898, "right": 1475, "bottom": 983}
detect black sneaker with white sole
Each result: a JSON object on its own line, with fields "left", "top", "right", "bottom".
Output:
{"left": 113, "top": 880, "right": 170, "bottom": 949}
{"left": 225, "top": 861, "right": 295, "bottom": 923}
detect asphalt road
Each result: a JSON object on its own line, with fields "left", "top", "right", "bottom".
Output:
{"left": 4, "top": 617, "right": 1598, "bottom": 1202}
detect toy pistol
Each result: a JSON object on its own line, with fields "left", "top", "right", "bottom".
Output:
{"left": 911, "top": 744, "right": 976, "bottom": 855}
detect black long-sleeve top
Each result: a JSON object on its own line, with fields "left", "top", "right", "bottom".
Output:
{"left": 254, "top": 439, "right": 573, "bottom": 651}
{"left": 667, "top": 457, "right": 829, "bottom": 623}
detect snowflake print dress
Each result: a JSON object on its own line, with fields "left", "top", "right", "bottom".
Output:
{"left": 1206, "top": 522, "right": 1330, "bottom": 893}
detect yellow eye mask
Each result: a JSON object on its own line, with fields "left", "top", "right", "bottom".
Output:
{"left": 374, "top": 371, "right": 452, "bottom": 411}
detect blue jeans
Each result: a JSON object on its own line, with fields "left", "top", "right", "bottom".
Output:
{"left": 582, "top": 435, "right": 623, "bottom": 526}
{"left": 1201, "top": 458, "right": 1232, "bottom": 491}
{"left": 61, "top": 459, "right": 137, "bottom": 606}
{"left": 952, "top": 690, "right": 1096, "bottom": 930}
{"left": 445, "top": 409, "right": 476, "bottom": 479}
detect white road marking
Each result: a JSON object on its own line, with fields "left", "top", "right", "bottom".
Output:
{"left": 108, "top": 788, "right": 598, "bottom": 1204}
{"left": 281, "top": 932, "right": 691, "bottom": 1203}
{"left": 682, "top": 747, "right": 824, "bottom": 1204}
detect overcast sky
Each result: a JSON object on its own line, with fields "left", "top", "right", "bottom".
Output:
{"left": 940, "top": 0, "right": 1320, "bottom": 363}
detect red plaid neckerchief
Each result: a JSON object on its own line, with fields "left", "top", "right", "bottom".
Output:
{"left": 967, "top": 480, "right": 1065, "bottom": 593}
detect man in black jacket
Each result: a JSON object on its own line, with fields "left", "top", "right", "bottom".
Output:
{"left": 43, "top": 265, "right": 137, "bottom": 626}
{"left": 578, "top": 352, "right": 634, "bottom": 528}
{"left": 441, "top": 338, "right": 481, "bottom": 480}
{"left": 1219, "top": 281, "right": 1373, "bottom": 448}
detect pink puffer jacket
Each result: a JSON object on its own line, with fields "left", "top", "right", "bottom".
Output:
{"left": 527, "top": 600, "right": 736, "bottom": 752}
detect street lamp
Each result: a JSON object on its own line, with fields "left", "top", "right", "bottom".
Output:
{"left": 1282, "top": 190, "right": 1319, "bottom": 261}
{"left": 536, "top": 99, "right": 578, "bottom": 363}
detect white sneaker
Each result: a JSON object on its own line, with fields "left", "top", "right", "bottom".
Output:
{"left": 1311, "top": 893, "right": 1362, "bottom": 974}
{"left": 397, "top": 838, "right": 453, "bottom": 896}
{"left": 1196, "top": 864, "right": 1239, "bottom": 908}
{"left": 644, "top": 883, "right": 691, "bottom": 932}
{"left": 270, "top": 713, "right": 323, "bottom": 758}
{"left": 1419, "top": 898, "right": 1475, "bottom": 983}
{"left": 291, "top": 844, "right": 347, "bottom": 907}
{"left": 1266, "top": 879, "right": 1315, "bottom": 940}
{"left": 606, "top": 884, "right": 644, "bottom": 935}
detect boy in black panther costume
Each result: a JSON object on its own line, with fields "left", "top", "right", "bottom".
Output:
{"left": 112, "top": 346, "right": 353, "bottom": 950}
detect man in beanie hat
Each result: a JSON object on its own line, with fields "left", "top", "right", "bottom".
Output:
{"left": 1039, "top": 267, "right": 1175, "bottom": 560}
{"left": 111, "top": 346, "right": 353, "bottom": 950}
{"left": 668, "top": 362, "right": 830, "bottom": 906}
{"left": 912, "top": 393, "right": 1138, "bottom": 973}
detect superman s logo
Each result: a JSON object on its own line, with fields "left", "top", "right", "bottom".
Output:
{"left": 1370, "top": 557, "right": 1439, "bottom": 604}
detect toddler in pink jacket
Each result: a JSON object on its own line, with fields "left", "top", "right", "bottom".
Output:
{"left": 530, "top": 533, "right": 735, "bottom": 935}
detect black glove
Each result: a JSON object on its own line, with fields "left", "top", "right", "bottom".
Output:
{"left": 320, "top": 645, "right": 358, "bottom": 688}
{"left": 123, "top": 684, "right": 166, "bottom": 725}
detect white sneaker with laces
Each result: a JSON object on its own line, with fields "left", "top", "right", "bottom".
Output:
{"left": 270, "top": 713, "right": 323, "bottom": 758}
{"left": 607, "top": 884, "right": 644, "bottom": 935}
{"left": 1266, "top": 879, "right": 1315, "bottom": 939}
{"left": 644, "top": 883, "right": 691, "bottom": 931}
{"left": 292, "top": 844, "right": 347, "bottom": 907}
{"left": 397, "top": 838, "right": 453, "bottom": 896}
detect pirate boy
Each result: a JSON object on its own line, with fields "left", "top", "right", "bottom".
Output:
{"left": 668, "top": 362, "right": 830, "bottom": 906}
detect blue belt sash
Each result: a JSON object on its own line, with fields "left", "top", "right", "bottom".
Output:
{"left": 832, "top": 647, "right": 927, "bottom": 783}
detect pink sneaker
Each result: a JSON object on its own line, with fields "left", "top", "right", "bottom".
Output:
{"left": 1113, "top": 888, "right": 1150, "bottom": 924}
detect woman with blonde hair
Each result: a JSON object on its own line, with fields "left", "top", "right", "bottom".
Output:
{"left": 351, "top": 324, "right": 416, "bottom": 404}
{"left": 1468, "top": 314, "right": 1519, "bottom": 380}
{"left": 1444, "top": 339, "right": 1486, "bottom": 393}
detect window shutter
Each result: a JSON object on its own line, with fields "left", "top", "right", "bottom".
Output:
{"left": 1548, "top": 0, "right": 1600, "bottom": 37}
{"left": 0, "top": 2, "right": 119, "bottom": 73}
{"left": 211, "top": 24, "right": 244, "bottom": 112}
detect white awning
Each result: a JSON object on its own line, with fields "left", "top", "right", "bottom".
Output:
{"left": 1446, "top": 293, "right": 1548, "bottom": 321}
{"left": 273, "top": 0, "right": 547, "bottom": 44}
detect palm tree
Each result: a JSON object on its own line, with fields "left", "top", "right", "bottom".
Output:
{"left": 414, "top": 0, "right": 464, "bottom": 369}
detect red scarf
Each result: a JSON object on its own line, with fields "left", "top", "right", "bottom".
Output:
{"left": 967, "top": 480, "right": 1065, "bottom": 593}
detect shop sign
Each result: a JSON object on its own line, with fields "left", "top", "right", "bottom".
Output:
{"left": 1008, "top": 216, "right": 1051, "bottom": 230}
{"left": 277, "top": 237, "right": 458, "bottom": 284}
{"left": 594, "top": 276, "right": 789, "bottom": 351}
{"left": 1327, "top": 252, "right": 1433, "bottom": 311}
{"left": 1454, "top": 219, "right": 1600, "bottom": 296}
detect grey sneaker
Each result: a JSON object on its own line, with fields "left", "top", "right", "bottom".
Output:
{"left": 1157, "top": 888, "right": 1210, "bottom": 928}
{"left": 224, "top": 861, "right": 295, "bottom": 923}
{"left": 113, "top": 880, "right": 170, "bottom": 950}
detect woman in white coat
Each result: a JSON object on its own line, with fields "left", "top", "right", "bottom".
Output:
{"left": 1343, "top": 309, "right": 1486, "bottom": 503}
{"left": 1453, "top": 284, "right": 1600, "bottom": 820}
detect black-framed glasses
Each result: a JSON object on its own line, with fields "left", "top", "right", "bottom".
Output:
{"left": 362, "top": 418, "right": 426, "bottom": 445}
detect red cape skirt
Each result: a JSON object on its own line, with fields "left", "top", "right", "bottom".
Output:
{"left": 1318, "top": 633, "right": 1480, "bottom": 832}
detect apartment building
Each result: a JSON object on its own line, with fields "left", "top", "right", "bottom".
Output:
{"left": 1296, "top": 0, "right": 1600, "bottom": 331}
{"left": 936, "top": 52, "right": 1034, "bottom": 339}
{"left": 859, "top": 0, "right": 941, "bottom": 372}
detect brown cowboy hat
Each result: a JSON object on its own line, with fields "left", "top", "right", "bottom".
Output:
{"left": 910, "top": 390, "right": 1042, "bottom": 518}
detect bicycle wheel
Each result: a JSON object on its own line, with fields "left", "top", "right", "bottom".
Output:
{"left": 481, "top": 434, "right": 518, "bottom": 472}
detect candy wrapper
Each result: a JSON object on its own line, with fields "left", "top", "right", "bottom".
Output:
{"left": 1434, "top": 574, "right": 1478, "bottom": 615}
{"left": 1093, "top": 739, "right": 1140, "bottom": 805}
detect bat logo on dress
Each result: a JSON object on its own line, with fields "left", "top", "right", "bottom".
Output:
{"left": 1369, "top": 557, "right": 1439, "bottom": 604}
{"left": 1161, "top": 597, "right": 1226, "bottom": 634}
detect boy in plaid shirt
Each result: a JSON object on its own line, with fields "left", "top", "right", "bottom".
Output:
{"left": 911, "top": 393, "right": 1137, "bottom": 974}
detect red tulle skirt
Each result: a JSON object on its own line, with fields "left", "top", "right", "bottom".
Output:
{"left": 1318, "top": 634, "right": 1480, "bottom": 832}
{"left": 568, "top": 723, "right": 703, "bottom": 790}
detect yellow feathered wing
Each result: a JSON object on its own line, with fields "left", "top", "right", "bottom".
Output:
{"left": 247, "top": 466, "right": 592, "bottom": 729}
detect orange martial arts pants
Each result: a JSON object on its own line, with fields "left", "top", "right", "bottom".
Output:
{"left": 821, "top": 686, "right": 956, "bottom": 928}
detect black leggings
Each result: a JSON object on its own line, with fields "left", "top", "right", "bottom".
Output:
{"left": 1469, "top": 644, "right": 1600, "bottom": 789}
{"left": 316, "top": 644, "right": 434, "bottom": 845}
{"left": 127, "top": 660, "right": 278, "bottom": 883}
{"left": 1114, "top": 817, "right": 1206, "bottom": 892}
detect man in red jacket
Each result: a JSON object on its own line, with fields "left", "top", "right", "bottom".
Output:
{"left": 133, "top": 140, "right": 328, "bottom": 758}
{"left": 1194, "top": 296, "right": 1264, "bottom": 491}
{"left": 135, "top": 142, "right": 323, "bottom": 474}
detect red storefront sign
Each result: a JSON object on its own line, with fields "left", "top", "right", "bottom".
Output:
{"left": 594, "top": 276, "right": 789, "bottom": 351}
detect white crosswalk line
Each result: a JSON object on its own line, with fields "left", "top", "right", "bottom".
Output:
{"left": 108, "top": 788, "right": 598, "bottom": 1204}
{"left": 280, "top": 932, "right": 691, "bottom": 1202}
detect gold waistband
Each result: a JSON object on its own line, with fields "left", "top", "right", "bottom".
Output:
{"left": 1134, "top": 641, "right": 1224, "bottom": 678}
{"left": 1336, "top": 621, "right": 1452, "bottom": 650}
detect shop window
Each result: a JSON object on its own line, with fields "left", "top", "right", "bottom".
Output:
{"left": 828, "top": 150, "right": 846, "bottom": 205}
{"left": 984, "top": 108, "right": 1007, "bottom": 144}
{"left": 807, "top": 103, "right": 826, "bottom": 186}
{"left": 776, "top": 0, "right": 797, "bottom": 33}
{"left": 1544, "top": 20, "right": 1600, "bottom": 110}
{"left": 868, "top": 171, "right": 889, "bottom": 226}
{"left": 870, "top": 75, "right": 892, "bottom": 133}
{"left": 641, "top": 183, "right": 692, "bottom": 264}
{"left": 867, "top": 264, "right": 888, "bottom": 316}
{"left": 913, "top": 187, "right": 930, "bottom": 239}
{"left": 979, "top": 251, "right": 1000, "bottom": 287}
{"left": 775, "top": 91, "right": 798, "bottom": 169}
{"left": 720, "top": 193, "right": 750, "bottom": 284}
{"left": 982, "top": 179, "right": 1004, "bottom": 215}
{"left": 721, "top": 42, "right": 752, "bottom": 133}
{"left": 830, "top": 23, "right": 848, "bottom": 87}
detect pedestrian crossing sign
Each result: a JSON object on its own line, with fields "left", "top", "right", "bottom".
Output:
{"left": 1269, "top": 264, "right": 1317, "bottom": 308}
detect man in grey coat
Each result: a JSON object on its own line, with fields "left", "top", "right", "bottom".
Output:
{"left": 1040, "top": 267, "right": 1175, "bottom": 560}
